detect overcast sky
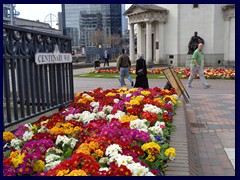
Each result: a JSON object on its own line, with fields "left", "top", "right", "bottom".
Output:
{"left": 15, "top": 4, "right": 132, "bottom": 29}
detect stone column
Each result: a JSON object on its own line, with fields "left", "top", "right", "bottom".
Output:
{"left": 155, "top": 22, "right": 160, "bottom": 64}
{"left": 158, "top": 22, "right": 164, "bottom": 64}
{"left": 129, "top": 23, "right": 135, "bottom": 63}
{"left": 146, "top": 21, "right": 152, "bottom": 65}
{"left": 223, "top": 18, "right": 230, "bottom": 64}
{"left": 137, "top": 23, "right": 142, "bottom": 57}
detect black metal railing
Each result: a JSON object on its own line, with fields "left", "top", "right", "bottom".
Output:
{"left": 3, "top": 24, "right": 74, "bottom": 128}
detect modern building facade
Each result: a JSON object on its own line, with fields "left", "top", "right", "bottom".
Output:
{"left": 124, "top": 4, "right": 235, "bottom": 67}
{"left": 62, "top": 4, "right": 122, "bottom": 48}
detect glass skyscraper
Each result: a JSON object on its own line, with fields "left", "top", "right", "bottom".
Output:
{"left": 62, "top": 4, "right": 122, "bottom": 48}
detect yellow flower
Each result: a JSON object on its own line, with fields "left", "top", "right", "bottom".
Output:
{"left": 141, "top": 142, "right": 161, "bottom": 153}
{"left": 129, "top": 88, "right": 138, "bottom": 92}
{"left": 95, "top": 149, "right": 104, "bottom": 157}
{"left": 120, "top": 115, "right": 138, "bottom": 123}
{"left": 154, "top": 98, "right": 164, "bottom": 106}
{"left": 129, "top": 99, "right": 140, "bottom": 106}
{"left": 30, "top": 124, "right": 38, "bottom": 133}
{"left": 141, "top": 90, "right": 151, "bottom": 96}
{"left": 164, "top": 147, "right": 176, "bottom": 161}
{"left": 73, "top": 126, "right": 82, "bottom": 132}
{"left": 146, "top": 154, "right": 156, "bottom": 162}
{"left": 10, "top": 151, "right": 25, "bottom": 168}
{"left": 49, "top": 126, "right": 65, "bottom": 135}
{"left": 162, "top": 89, "right": 170, "bottom": 94}
{"left": 163, "top": 95, "right": 177, "bottom": 104}
{"left": 56, "top": 169, "right": 70, "bottom": 176}
{"left": 106, "top": 92, "right": 116, "bottom": 97}
{"left": 66, "top": 169, "right": 87, "bottom": 176}
{"left": 3, "top": 132, "right": 16, "bottom": 141}
{"left": 89, "top": 141, "right": 99, "bottom": 151}
{"left": 33, "top": 160, "right": 45, "bottom": 172}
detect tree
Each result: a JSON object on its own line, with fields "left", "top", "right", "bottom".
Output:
{"left": 90, "top": 28, "right": 104, "bottom": 47}
{"left": 111, "top": 34, "right": 121, "bottom": 48}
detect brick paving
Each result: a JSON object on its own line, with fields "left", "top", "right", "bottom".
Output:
{"left": 73, "top": 65, "right": 235, "bottom": 176}
{"left": 185, "top": 81, "right": 235, "bottom": 176}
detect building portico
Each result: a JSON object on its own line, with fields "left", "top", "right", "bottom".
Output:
{"left": 124, "top": 4, "right": 235, "bottom": 67}
{"left": 124, "top": 4, "right": 168, "bottom": 65}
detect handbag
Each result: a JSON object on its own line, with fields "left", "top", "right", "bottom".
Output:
{"left": 137, "top": 68, "right": 145, "bottom": 75}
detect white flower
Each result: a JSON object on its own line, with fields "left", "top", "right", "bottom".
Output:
{"left": 114, "top": 99, "right": 120, "bottom": 103}
{"left": 105, "top": 144, "right": 122, "bottom": 157}
{"left": 90, "top": 102, "right": 100, "bottom": 113}
{"left": 106, "top": 110, "right": 125, "bottom": 121}
{"left": 96, "top": 111, "right": 106, "bottom": 119}
{"left": 99, "top": 157, "right": 109, "bottom": 164}
{"left": 130, "top": 119, "right": 148, "bottom": 132}
{"left": 45, "top": 160, "right": 61, "bottom": 170}
{"left": 126, "top": 94, "right": 132, "bottom": 98}
{"left": 55, "top": 135, "right": 65, "bottom": 145}
{"left": 10, "top": 138, "right": 22, "bottom": 150}
{"left": 155, "top": 121, "right": 165, "bottom": 127}
{"left": 74, "top": 113, "right": 81, "bottom": 119}
{"left": 115, "top": 154, "right": 134, "bottom": 167}
{"left": 90, "top": 101, "right": 99, "bottom": 108}
{"left": 38, "top": 125, "right": 48, "bottom": 133}
{"left": 106, "top": 114, "right": 115, "bottom": 121}
{"left": 45, "top": 154, "right": 61, "bottom": 164}
{"left": 126, "top": 162, "right": 150, "bottom": 176}
{"left": 69, "top": 138, "right": 78, "bottom": 149}
{"left": 65, "top": 114, "right": 74, "bottom": 121}
{"left": 146, "top": 172, "right": 155, "bottom": 176}
{"left": 148, "top": 126, "right": 163, "bottom": 135}
{"left": 143, "top": 104, "right": 162, "bottom": 114}
{"left": 99, "top": 167, "right": 109, "bottom": 171}
{"left": 113, "top": 110, "right": 125, "bottom": 120}
{"left": 103, "top": 105, "right": 113, "bottom": 114}
{"left": 24, "top": 123, "right": 33, "bottom": 130}
{"left": 56, "top": 135, "right": 78, "bottom": 148}
{"left": 22, "top": 131, "right": 34, "bottom": 141}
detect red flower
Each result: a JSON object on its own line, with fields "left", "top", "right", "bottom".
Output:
{"left": 142, "top": 111, "right": 159, "bottom": 125}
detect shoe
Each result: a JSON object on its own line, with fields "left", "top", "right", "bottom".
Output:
{"left": 204, "top": 85, "right": 211, "bottom": 89}
{"left": 188, "top": 85, "right": 192, "bottom": 88}
{"left": 131, "top": 81, "right": 134, "bottom": 87}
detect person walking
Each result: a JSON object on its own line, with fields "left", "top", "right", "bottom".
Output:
{"left": 103, "top": 50, "right": 110, "bottom": 67}
{"left": 134, "top": 53, "right": 149, "bottom": 89}
{"left": 117, "top": 49, "right": 134, "bottom": 87}
{"left": 187, "top": 43, "right": 211, "bottom": 89}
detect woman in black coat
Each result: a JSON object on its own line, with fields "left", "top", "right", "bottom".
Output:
{"left": 134, "top": 54, "right": 149, "bottom": 89}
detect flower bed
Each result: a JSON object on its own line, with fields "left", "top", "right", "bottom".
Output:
{"left": 89, "top": 67, "right": 235, "bottom": 80}
{"left": 3, "top": 87, "right": 182, "bottom": 176}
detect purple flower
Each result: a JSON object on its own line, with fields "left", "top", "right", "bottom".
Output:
{"left": 3, "top": 165, "right": 16, "bottom": 176}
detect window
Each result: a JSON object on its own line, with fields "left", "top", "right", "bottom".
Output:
{"left": 193, "top": 4, "right": 199, "bottom": 8}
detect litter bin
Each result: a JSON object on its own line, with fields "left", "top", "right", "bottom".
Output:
{"left": 94, "top": 59, "right": 100, "bottom": 68}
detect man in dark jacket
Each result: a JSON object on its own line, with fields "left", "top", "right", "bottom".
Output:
{"left": 117, "top": 49, "right": 134, "bottom": 87}
{"left": 103, "top": 50, "right": 110, "bottom": 66}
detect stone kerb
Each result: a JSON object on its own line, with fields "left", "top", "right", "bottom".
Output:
{"left": 165, "top": 98, "right": 198, "bottom": 176}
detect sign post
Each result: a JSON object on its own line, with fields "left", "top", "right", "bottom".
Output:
{"left": 163, "top": 67, "right": 190, "bottom": 103}
{"left": 35, "top": 45, "right": 72, "bottom": 65}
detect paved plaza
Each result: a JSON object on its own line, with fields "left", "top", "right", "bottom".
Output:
{"left": 73, "top": 63, "right": 235, "bottom": 176}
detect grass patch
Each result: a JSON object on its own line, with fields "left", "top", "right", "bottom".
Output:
{"left": 74, "top": 73, "right": 167, "bottom": 79}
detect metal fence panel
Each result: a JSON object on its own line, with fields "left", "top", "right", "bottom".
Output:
{"left": 3, "top": 24, "right": 74, "bottom": 128}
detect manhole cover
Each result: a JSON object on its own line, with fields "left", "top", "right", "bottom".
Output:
{"left": 190, "top": 123, "right": 206, "bottom": 128}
